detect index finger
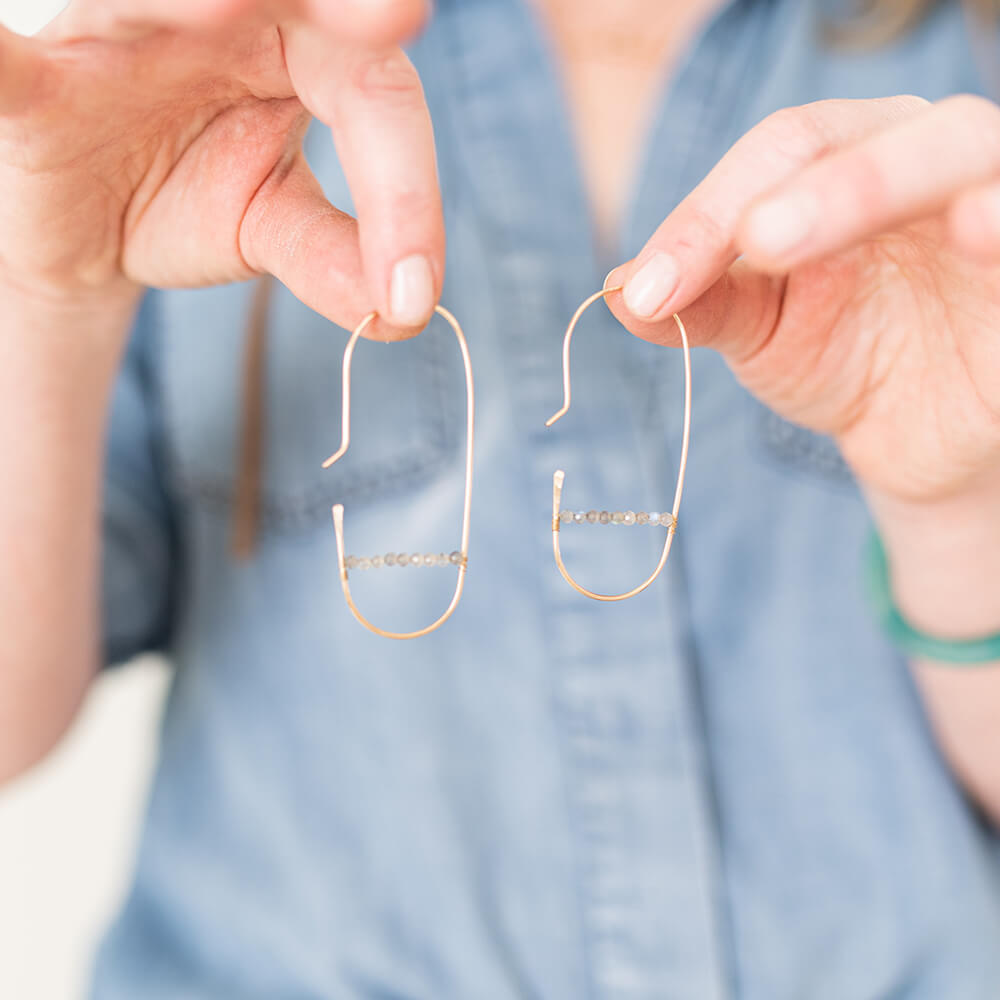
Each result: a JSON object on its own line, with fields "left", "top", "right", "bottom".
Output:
{"left": 283, "top": 26, "right": 444, "bottom": 330}
{"left": 608, "top": 96, "right": 928, "bottom": 326}
{"left": 738, "top": 94, "right": 1000, "bottom": 271}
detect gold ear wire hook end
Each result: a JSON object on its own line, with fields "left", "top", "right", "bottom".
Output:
{"left": 321, "top": 311, "right": 376, "bottom": 469}
{"left": 545, "top": 285, "right": 625, "bottom": 429}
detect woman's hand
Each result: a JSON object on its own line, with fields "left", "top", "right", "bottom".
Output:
{"left": 0, "top": 0, "right": 442, "bottom": 335}
{"left": 609, "top": 95, "right": 1000, "bottom": 505}
{"left": 0, "top": 0, "right": 443, "bottom": 782}
{"left": 607, "top": 95, "right": 1000, "bottom": 623}
{"left": 608, "top": 95, "right": 1000, "bottom": 816}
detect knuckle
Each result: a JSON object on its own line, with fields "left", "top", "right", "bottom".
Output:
{"left": 326, "top": 0, "right": 428, "bottom": 45}
{"left": 760, "top": 104, "right": 808, "bottom": 134}
{"left": 940, "top": 92, "right": 999, "bottom": 124}
{"left": 753, "top": 96, "right": 929, "bottom": 169}
{"left": 366, "top": 0, "right": 429, "bottom": 41}
{"left": 940, "top": 93, "right": 1000, "bottom": 161}
{"left": 949, "top": 188, "right": 1000, "bottom": 257}
{"left": 754, "top": 102, "right": 837, "bottom": 168}
{"left": 678, "top": 203, "right": 731, "bottom": 253}
{"left": 833, "top": 148, "right": 890, "bottom": 217}
{"left": 389, "top": 188, "right": 441, "bottom": 231}
{"left": 349, "top": 49, "right": 422, "bottom": 102}
{"left": 884, "top": 93, "right": 931, "bottom": 116}
{"left": 198, "top": 0, "right": 251, "bottom": 23}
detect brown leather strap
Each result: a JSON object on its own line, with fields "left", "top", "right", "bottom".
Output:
{"left": 230, "top": 276, "right": 273, "bottom": 560}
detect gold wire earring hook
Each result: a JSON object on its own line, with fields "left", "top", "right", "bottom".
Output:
{"left": 324, "top": 305, "right": 475, "bottom": 639}
{"left": 546, "top": 286, "right": 692, "bottom": 602}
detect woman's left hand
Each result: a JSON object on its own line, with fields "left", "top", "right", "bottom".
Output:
{"left": 610, "top": 95, "right": 1000, "bottom": 506}
{"left": 608, "top": 95, "right": 1000, "bottom": 813}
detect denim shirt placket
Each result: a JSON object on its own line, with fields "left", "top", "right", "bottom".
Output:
{"left": 428, "top": 1, "right": 793, "bottom": 996}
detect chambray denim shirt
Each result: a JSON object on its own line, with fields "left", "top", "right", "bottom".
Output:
{"left": 91, "top": 1, "right": 1000, "bottom": 997}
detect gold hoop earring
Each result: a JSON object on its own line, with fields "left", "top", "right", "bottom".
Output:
{"left": 324, "top": 306, "right": 475, "bottom": 639}
{"left": 545, "top": 286, "right": 692, "bottom": 602}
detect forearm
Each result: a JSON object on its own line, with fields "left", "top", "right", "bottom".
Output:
{"left": 0, "top": 289, "right": 135, "bottom": 784}
{"left": 867, "top": 477, "right": 1000, "bottom": 825}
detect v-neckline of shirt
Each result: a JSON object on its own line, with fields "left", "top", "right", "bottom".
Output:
{"left": 436, "top": 0, "right": 782, "bottom": 282}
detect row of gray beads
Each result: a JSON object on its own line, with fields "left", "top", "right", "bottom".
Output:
{"left": 559, "top": 510, "right": 675, "bottom": 527}
{"left": 345, "top": 551, "right": 464, "bottom": 571}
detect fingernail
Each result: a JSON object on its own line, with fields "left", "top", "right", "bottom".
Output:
{"left": 745, "top": 191, "right": 818, "bottom": 258}
{"left": 389, "top": 254, "right": 434, "bottom": 327}
{"left": 623, "top": 253, "right": 679, "bottom": 319}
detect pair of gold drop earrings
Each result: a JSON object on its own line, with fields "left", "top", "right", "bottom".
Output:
{"left": 324, "top": 286, "right": 693, "bottom": 640}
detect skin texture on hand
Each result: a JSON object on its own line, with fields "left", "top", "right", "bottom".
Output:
{"left": 608, "top": 95, "right": 1000, "bottom": 823}
{"left": 606, "top": 96, "right": 1000, "bottom": 623}
{"left": 0, "top": 0, "right": 442, "bottom": 338}
{"left": 608, "top": 96, "right": 1000, "bottom": 503}
{"left": 0, "top": 0, "right": 443, "bottom": 783}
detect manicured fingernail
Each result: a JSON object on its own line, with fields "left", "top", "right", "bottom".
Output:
{"left": 623, "top": 253, "right": 679, "bottom": 319}
{"left": 389, "top": 254, "right": 434, "bottom": 327}
{"left": 745, "top": 191, "right": 818, "bottom": 258}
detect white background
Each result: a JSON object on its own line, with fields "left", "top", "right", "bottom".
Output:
{"left": 0, "top": 5, "right": 169, "bottom": 1000}
{"left": 2, "top": 0, "right": 66, "bottom": 35}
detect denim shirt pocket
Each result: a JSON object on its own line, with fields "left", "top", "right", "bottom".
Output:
{"left": 747, "top": 395, "right": 855, "bottom": 490}
{"left": 156, "top": 281, "right": 460, "bottom": 536}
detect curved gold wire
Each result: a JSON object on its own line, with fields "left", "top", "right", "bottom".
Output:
{"left": 324, "top": 305, "right": 474, "bottom": 639}
{"left": 546, "top": 286, "right": 692, "bottom": 602}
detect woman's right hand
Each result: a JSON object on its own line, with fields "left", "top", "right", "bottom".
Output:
{"left": 0, "top": 0, "right": 445, "bottom": 781}
{"left": 0, "top": 0, "right": 443, "bottom": 336}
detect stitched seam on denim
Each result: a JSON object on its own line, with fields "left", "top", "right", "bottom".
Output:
{"left": 175, "top": 444, "right": 453, "bottom": 533}
{"left": 752, "top": 404, "right": 855, "bottom": 490}
{"left": 161, "top": 301, "right": 457, "bottom": 533}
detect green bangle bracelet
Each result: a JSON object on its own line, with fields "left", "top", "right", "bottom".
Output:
{"left": 864, "top": 531, "right": 1000, "bottom": 666}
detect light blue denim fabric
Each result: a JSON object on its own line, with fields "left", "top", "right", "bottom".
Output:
{"left": 91, "top": 1, "right": 1000, "bottom": 996}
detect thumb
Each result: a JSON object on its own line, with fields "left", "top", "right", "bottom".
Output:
{"left": 607, "top": 261, "right": 856, "bottom": 438}
{"left": 239, "top": 154, "right": 412, "bottom": 340}
{"left": 605, "top": 261, "right": 785, "bottom": 367}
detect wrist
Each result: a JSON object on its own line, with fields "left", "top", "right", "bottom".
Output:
{"left": 865, "top": 471, "right": 1000, "bottom": 640}
{"left": 2, "top": 279, "right": 140, "bottom": 368}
